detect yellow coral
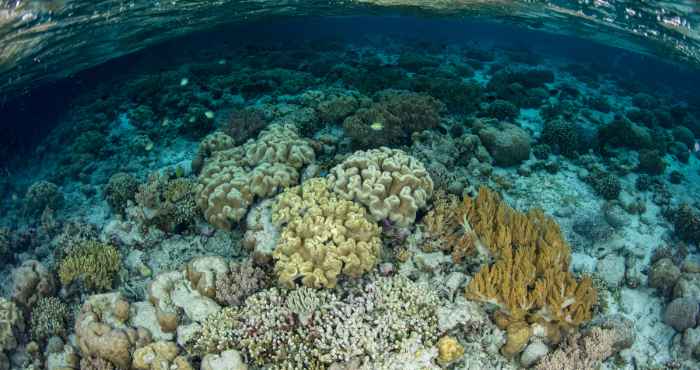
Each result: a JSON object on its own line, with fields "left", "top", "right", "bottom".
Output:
{"left": 437, "top": 336, "right": 464, "bottom": 365}
{"left": 58, "top": 240, "right": 121, "bottom": 292}
{"left": 463, "top": 187, "right": 596, "bottom": 356}
{"left": 272, "top": 178, "right": 381, "bottom": 288}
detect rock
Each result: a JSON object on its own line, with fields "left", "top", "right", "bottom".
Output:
{"left": 674, "top": 273, "right": 700, "bottom": 300}
{"left": 664, "top": 297, "right": 700, "bottom": 332}
{"left": 520, "top": 340, "right": 549, "bottom": 368}
{"left": 603, "top": 202, "right": 629, "bottom": 228}
{"left": 437, "top": 296, "right": 490, "bottom": 332}
{"left": 45, "top": 344, "right": 79, "bottom": 370}
{"left": 683, "top": 327, "right": 700, "bottom": 359}
{"left": 571, "top": 252, "right": 597, "bottom": 274}
{"left": 478, "top": 122, "right": 531, "bottom": 166}
{"left": 596, "top": 254, "right": 626, "bottom": 287}
{"left": 649, "top": 258, "right": 681, "bottom": 293}
{"left": 132, "top": 341, "right": 191, "bottom": 370}
{"left": 414, "top": 251, "right": 451, "bottom": 273}
{"left": 201, "top": 350, "right": 248, "bottom": 370}
{"left": 130, "top": 302, "right": 174, "bottom": 342}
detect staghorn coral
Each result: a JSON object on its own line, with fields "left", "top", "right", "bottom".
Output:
{"left": 58, "top": 240, "right": 121, "bottom": 292}
{"left": 29, "top": 297, "right": 70, "bottom": 342}
{"left": 193, "top": 275, "right": 440, "bottom": 369}
{"left": 327, "top": 147, "right": 433, "bottom": 227}
{"left": 214, "top": 259, "right": 268, "bottom": 306}
{"left": 272, "top": 178, "right": 381, "bottom": 288}
{"left": 420, "top": 191, "right": 477, "bottom": 263}
{"left": 463, "top": 187, "right": 596, "bottom": 357}
{"left": 534, "top": 327, "right": 619, "bottom": 370}
{"left": 196, "top": 124, "right": 315, "bottom": 230}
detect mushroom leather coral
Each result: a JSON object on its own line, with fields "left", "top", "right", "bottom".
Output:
{"left": 272, "top": 178, "right": 381, "bottom": 288}
{"left": 463, "top": 187, "right": 596, "bottom": 356}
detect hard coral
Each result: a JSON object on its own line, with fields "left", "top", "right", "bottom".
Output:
{"left": 130, "top": 172, "right": 199, "bottom": 232}
{"left": 0, "top": 298, "right": 23, "bottom": 353}
{"left": 420, "top": 191, "right": 477, "bottom": 263}
{"left": 464, "top": 187, "right": 596, "bottom": 357}
{"left": 104, "top": 172, "right": 139, "bottom": 216}
{"left": 25, "top": 180, "right": 63, "bottom": 216}
{"left": 222, "top": 108, "right": 267, "bottom": 145}
{"left": 272, "top": 178, "right": 381, "bottom": 288}
{"left": 58, "top": 240, "right": 121, "bottom": 292}
{"left": 673, "top": 204, "right": 700, "bottom": 245}
{"left": 30, "top": 297, "right": 70, "bottom": 342}
{"left": 327, "top": 147, "right": 433, "bottom": 227}
{"left": 541, "top": 118, "right": 580, "bottom": 157}
{"left": 214, "top": 259, "right": 268, "bottom": 306}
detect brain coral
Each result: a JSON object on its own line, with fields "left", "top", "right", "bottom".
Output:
{"left": 271, "top": 177, "right": 381, "bottom": 288}
{"left": 326, "top": 147, "right": 433, "bottom": 227}
{"left": 196, "top": 124, "right": 315, "bottom": 230}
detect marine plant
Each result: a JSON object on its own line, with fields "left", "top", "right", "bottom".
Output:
{"left": 463, "top": 187, "right": 597, "bottom": 357}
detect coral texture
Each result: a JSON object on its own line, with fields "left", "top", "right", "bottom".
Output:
{"left": 104, "top": 172, "right": 139, "bottom": 215}
{"left": 534, "top": 327, "right": 619, "bottom": 370}
{"left": 327, "top": 147, "right": 433, "bottom": 227}
{"left": 58, "top": 240, "right": 121, "bottom": 292}
{"left": 464, "top": 187, "right": 597, "bottom": 357}
{"left": 130, "top": 172, "right": 199, "bottom": 232}
{"left": 214, "top": 260, "right": 268, "bottom": 306}
{"left": 196, "top": 124, "right": 315, "bottom": 230}
{"left": 30, "top": 297, "right": 70, "bottom": 342}
{"left": 0, "top": 298, "right": 23, "bottom": 353}
{"left": 272, "top": 178, "right": 381, "bottom": 288}
{"left": 420, "top": 191, "right": 477, "bottom": 263}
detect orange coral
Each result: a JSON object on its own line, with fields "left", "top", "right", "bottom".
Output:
{"left": 421, "top": 191, "right": 476, "bottom": 263}
{"left": 463, "top": 187, "right": 596, "bottom": 356}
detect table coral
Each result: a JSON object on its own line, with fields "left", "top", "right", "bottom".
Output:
{"left": 327, "top": 147, "right": 433, "bottom": 227}
{"left": 271, "top": 177, "right": 381, "bottom": 288}
{"left": 463, "top": 187, "right": 597, "bottom": 357}
{"left": 196, "top": 124, "right": 315, "bottom": 230}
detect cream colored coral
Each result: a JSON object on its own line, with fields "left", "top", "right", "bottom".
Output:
{"left": 0, "top": 298, "right": 23, "bottom": 353}
{"left": 196, "top": 124, "right": 315, "bottom": 230}
{"left": 327, "top": 147, "right": 433, "bottom": 227}
{"left": 132, "top": 341, "right": 192, "bottom": 370}
{"left": 272, "top": 178, "right": 381, "bottom": 288}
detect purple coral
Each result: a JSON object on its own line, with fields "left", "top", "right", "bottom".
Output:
{"left": 215, "top": 259, "right": 268, "bottom": 306}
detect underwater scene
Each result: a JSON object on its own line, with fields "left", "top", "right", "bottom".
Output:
{"left": 1, "top": 2, "right": 700, "bottom": 370}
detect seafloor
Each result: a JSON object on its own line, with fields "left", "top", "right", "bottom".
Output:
{"left": 0, "top": 21, "right": 699, "bottom": 370}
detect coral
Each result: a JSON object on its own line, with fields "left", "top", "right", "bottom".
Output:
{"left": 664, "top": 298, "right": 700, "bottom": 332}
{"left": 223, "top": 108, "right": 267, "bottom": 145}
{"left": 75, "top": 293, "right": 151, "bottom": 369}
{"left": 437, "top": 336, "right": 464, "bottom": 365}
{"left": 669, "top": 170, "right": 684, "bottom": 184}
{"left": 9, "top": 260, "right": 56, "bottom": 309}
{"left": 272, "top": 178, "right": 381, "bottom": 288}
{"left": 201, "top": 350, "right": 248, "bottom": 370}
{"left": 597, "top": 117, "right": 652, "bottom": 150}
{"left": 485, "top": 99, "right": 519, "bottom": 122}
{"left": 194, "top": 275, "right": 440, "bottom": 369}
{"left": 588, "top": 172, "right": 621, "bottom": 200}
{"left": 214, "top": 259, "right": 268, "bottom": 306}
{"left": 327, "top": 147, "right": 433, "bottom": 227}
{"left": 464, "top": 187, "right": 596, "bottom": 357}
{"left": 132, "top": 341, "right": 192, "bottom": 370}
{"left": 0, "top": 298, "right": 23, "bottom": 353}
{"left": 342, "top": 102, "right": 403, "bottom": 149}
{"left": 672, "top": 204, "right": 700, "bottom": 245}
{"left": 673, "top": 125, "right": 696, "bottom": 148}
{"left": 636, "top": 149, "right": 667, "bottom": 175}
{"left": 649, "top": 258, "right": 681, "bottom": 296}
{"left": 130, "top": 172, "right": 199, "bottom": 232}
{"left": 57, "top": 240, "right": 121, "bottom": 292}
{"left": 541, "top": 118, "right": 580, "bottom": 157}
{"left": 0, "top": 228, "right": 9, "bottom": 259}
{"left": 534, "top": 327, "right": 619, "bottom": 370}
{"left": 420, "top": 191, "right": 477, "bottom": 263}
{"left": 25, "top": 180, "right": 63, "bottom": 216}
{"left": 104, "top": 172, "right": 139, "bottom": 215}
{"left": 419, "top": 78, "right": 482, "bottom": 114}
{"left": 242, "top": 199, "right": 280, "bottom": 261}
{"left": 29, "top": 297, "right": 70, "bottom": 342}
{"left": 196, "top": 124, "right": 315, "bottom": 230}
{"left": 478, "top": 122, "right": 531, "bottom": 166}
{"left": 376, "top": 89, "right": 444, "bottom": 135}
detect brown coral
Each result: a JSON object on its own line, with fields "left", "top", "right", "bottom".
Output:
{"left": 463, "top": 187, "right": 596, "bottom": 357}
{"left": 421, "top": 191, "right": 477, "bottom": 263}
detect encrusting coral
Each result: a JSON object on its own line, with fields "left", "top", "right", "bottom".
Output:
{"left": 58, "top": 240, "right": 121, "bottom": 292}
{"left": 463, "top": 187, "right": 597, "bottom": 357}
{"left": 196, "top": 124, "right": 315, "bottom": 230}
{"left": 271, "top": 177, "right": 381, "bottom": 288}
{"left": 327, "top": 147, "right": 433, "bottom": 227}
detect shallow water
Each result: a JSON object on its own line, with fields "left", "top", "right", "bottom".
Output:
{"left": 0, "top": 7, "right": 699, "bottom": 370}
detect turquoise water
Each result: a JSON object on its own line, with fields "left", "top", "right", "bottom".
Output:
{"left": 0, "top": 10, "right": 699, "bottom": 370}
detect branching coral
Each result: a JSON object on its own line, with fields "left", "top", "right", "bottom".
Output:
{"left": 327, "top": 147, "right": 433, "bottom": 227}
{"left": 463, "top": 187, "right": 596, "bottom": 357}
{"left": 30, "top": 296, "right": 70, "bottom": 342}
{"left": 272, "top": 178, "right": 381, "bottom": 288}
{"left": 534, "top": 327, "right": 619, "bottom": 370}
{"left": 58, "top": 240, "right": 121, "bottom": 292}
{"left": 214, "top": 259, "right": 268, "bottom": 306}
{"left": 129, "top": 172, "right": 199, "bottom": 232}
{"left": 196, "top": 124, "right": 315, "bottom": 230}
{"left": 104, "top": 172, "right": 139, "bottom": 215}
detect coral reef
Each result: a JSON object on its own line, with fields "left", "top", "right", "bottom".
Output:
{"left": 129, "top": 172, "right": 199, "bottom": 232}
{"left": 540, "top": 118, "right": 580, "bottom": 157}
{"left": 464, "top": 187, "right": 596, "bottom": 357}
{"left": 534, "top": 327, "right": 621, "bottom": 370}
{"left": 24, "top": 180, "right": 63, "bottom": 216}
{"left": 196, "top": 124, "right": 315, "bottom": 230}
{"left": 104, "top": 172, "right": 139, "bottom": 216}
{"left": 271, "top": 177, "right": 381, "bottom": 288}
{"left": 327, "top": 147, "right": 433, "bottom": 227}
{"left": 29, "top": 297, "right": 70, "bottom": 342}
{"left": 9, "top": 259, "right": 56, "bottom": 310}
{"left": 222, "top": 108, "right": 267, "bottom": 145}
{"left": 671, "top": 204, "right": 700, "bottom": 245}
{"left": 0, "top": 298, "right": 23, "bottom": 354}
{"left": 477, "top": 122, "right": 531, "bottom": 166}
{"left": 214, "top": 259, "right": 268, "bottom": 306}
{"left": 420, "top": 191, "right": 477, "bottom": 263}
{"left": 58, "top": 240, "right": 121, "bottom": 292}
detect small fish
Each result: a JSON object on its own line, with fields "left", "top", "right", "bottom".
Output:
{"left": 694, "top": 141, "right": 699, "bottom": 152}
{"left": 180, "top": 77, "right": 189, "bottom": 87}
{"left": 370, "top": 121, "right": 384, "bottom": 131}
